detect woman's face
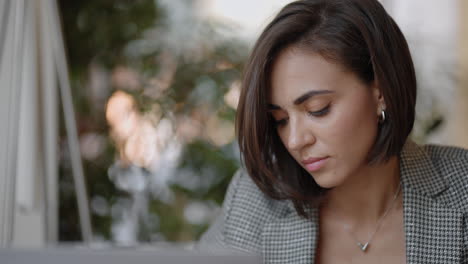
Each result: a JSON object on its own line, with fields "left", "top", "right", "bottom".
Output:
{"left": 268, "top": 48, "right": 383, "bottom": 188}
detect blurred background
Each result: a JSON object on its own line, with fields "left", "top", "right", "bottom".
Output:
{"left": 0, "top": 0, "right": 467, "bottom": 248}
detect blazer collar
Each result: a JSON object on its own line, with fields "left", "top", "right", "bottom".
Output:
{"left": 400, "top": 140, "right": 464, "bottom": 264}
{"left": 262, "top": 140, "right": 465, "bottom": 264}
{"left": 399, "top": 139, "right": 448, "bottom": 197}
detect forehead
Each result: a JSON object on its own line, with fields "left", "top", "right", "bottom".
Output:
{"left": 268, "top": 48, "right": 349, "bottom": 104}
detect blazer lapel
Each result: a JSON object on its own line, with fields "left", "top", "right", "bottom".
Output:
{"left": 261, "top": 207, "right": 318, "bottom": 264}
{"left": 401, "top": 140, "right": 465, "bottom": 264}
{"left": 403, "top": 187, "right": 464, "bottom": 264}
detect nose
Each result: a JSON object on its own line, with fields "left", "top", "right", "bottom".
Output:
{"left": 286, "top": 117, "right": 315, "bottom": 151}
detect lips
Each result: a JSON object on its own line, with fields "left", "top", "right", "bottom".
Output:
{"left": 302, "top": 157, "right": 329, "bottom": 172}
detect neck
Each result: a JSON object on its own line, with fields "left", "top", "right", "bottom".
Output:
{"left": 321, "top": 156, "right": 401, "bottom": 226}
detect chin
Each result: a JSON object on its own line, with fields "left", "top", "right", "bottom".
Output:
{"left": 314, "top": 180, "right": 340, "bottom": 189}
{"left": 310, "top": 171, "right": 345, "bottom": 189}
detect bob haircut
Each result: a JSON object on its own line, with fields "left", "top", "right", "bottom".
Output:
{"left": 236, "top": 0, "right": 417, "bottom": 218}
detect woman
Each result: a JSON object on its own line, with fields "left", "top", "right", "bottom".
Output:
{"left": 199, "top": 0, "right": 468, "bottom": 263}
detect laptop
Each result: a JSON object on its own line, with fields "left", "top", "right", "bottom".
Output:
{"left": 0, "top": 245, "right": 262, "bottom": 264}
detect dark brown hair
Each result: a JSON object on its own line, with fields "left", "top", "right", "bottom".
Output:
{"left": 236, "top": 0, "right": 416, "bottom": 218}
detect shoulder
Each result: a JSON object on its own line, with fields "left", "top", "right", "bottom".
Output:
{"left": 218, "top": 169, "right": 291, "bottom": 252}
{"left": 423, "top": 144, "right": 468, "bottom": 164}
{"left": 423, "top": 144, "right": 468, "bottom": 183}
{"left": 423, "top": 144, "right": 468, "bottom": 209}
{"left": 422, "top": 145, "right": 468, "bottom": 257}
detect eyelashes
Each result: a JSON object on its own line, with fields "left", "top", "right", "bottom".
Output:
{"left": 272, "top": 104, "right": 331, "bottom": 127}
{"left": 307, "top": 104, "right": 330, "bottom": 117}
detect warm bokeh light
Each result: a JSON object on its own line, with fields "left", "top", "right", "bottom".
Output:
{"left": 106, "top": 91, "right": 139, "bottom": 138}
{"left": 124, "top": 119, "right": 160, "bottom": 168}
{"left": 205, "top": 113, "right": 235, "bottom": 146}
{"left": 106, "top": 91, "right": 155, "bottom": 169}
{"left": 224, "top": 80, "right": 241, "bottom": 110}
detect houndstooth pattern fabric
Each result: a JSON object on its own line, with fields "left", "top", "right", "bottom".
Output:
{"left": 198, "top": 140, "right": 468, "bottom": 263}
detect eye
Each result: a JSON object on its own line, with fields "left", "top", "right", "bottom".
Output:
{"left": 307, "top": 104, "right": 330, "bottom": 117}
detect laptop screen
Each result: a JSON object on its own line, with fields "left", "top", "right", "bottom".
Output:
{"left": 0, "top": 247, "right": 262, "bottom": 264}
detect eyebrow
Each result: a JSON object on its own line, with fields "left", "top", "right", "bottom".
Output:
{"left": 268, "top": 90, "right": 334, "bottom": 110}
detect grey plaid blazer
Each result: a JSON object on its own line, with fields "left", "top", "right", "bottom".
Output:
{"left": 198, "top": 140, "right": 468, "bottom": 263}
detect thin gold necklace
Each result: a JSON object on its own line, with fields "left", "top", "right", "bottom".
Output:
{"left": 341, "top": 182, "right": 402, "bottom": 252}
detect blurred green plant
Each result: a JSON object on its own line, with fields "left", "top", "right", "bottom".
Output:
{"left": 58, "top": 0, "right": 248, "bottom": 243}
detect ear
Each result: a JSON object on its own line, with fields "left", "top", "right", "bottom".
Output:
{"left": 371, "top": 80, "right": 385, "bottom": 116}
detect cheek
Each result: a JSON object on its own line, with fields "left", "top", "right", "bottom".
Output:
{"left": 323, "top": 100, "right": 378, "bottom": 158}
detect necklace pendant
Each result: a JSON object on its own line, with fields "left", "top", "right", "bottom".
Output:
{"left": 357, "top": 242, "right": 369, "bottom": 252}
